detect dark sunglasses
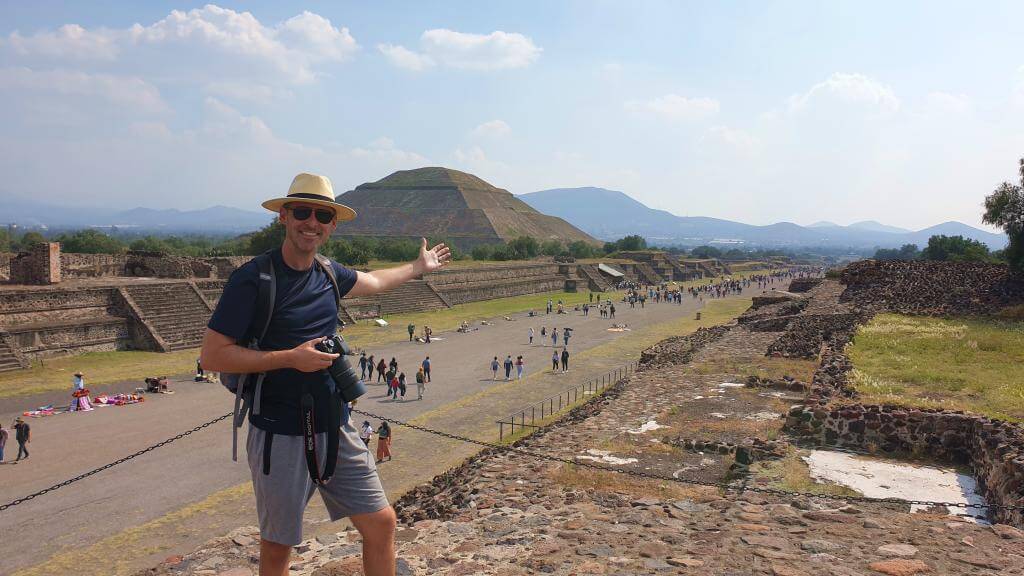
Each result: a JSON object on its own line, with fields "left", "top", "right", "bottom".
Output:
{"left": 288, "top": 206, "right": 335, "bottom": 224}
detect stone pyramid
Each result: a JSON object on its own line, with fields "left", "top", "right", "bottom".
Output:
{"left": 333, "top": 167, "right": 598, "bottom": 248}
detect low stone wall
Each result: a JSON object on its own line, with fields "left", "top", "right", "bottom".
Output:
{"left": 7, "top": 316, "right": 132, "bottom": 358}
{"left": 0, "top": 287, "right": 121, "bottom": 327}
{"left": 766, "top": 313, "right": 865, "bottom": 359}
{"left": 60, "top": 253, "right": 127, "bottom": 278}
{"left": 639, "top": 325, "right": 731, "bottom": 368}
{"left": 424, "top": 263, "right": 560, "bottom": 286}
{"left": 786, "top": 403, "right": 1024, "bottom": 526}
{"left": 10, "top": 243, "right": 61, "bottom": 284}
{"left": 788, "top": 277, "right": 823, "bottom": 293}
{"left": 0, "top": 252, "right": 12, "bottom": 282}
{"left": 840, "top": 259, "right": 1024, "bottom": 316}
{"left": 434, "top": 275, "right": 566, "bottom": 305}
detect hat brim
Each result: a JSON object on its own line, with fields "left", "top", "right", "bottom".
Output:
{"left": 262, "top": 197, "right": 357, "bottom": 222}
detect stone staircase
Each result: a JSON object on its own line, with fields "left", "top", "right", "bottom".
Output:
{"left": 0, "top": 331, "right": 27, "bottom": 372}
{"left": 632, "top": 261, "right": 665, "bottom": 285}
{"left": 124, "top": 283, "right": 213, "bottom": 351}
{"left": 577, "top": 265, "right": 614, "bottom": 292}
{"left": 367, "top": 280, "right": 449, "bottom": 316}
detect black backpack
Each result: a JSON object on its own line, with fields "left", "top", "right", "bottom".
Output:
{"left": 221, "top": 251, "right": 343, "bottom": 468}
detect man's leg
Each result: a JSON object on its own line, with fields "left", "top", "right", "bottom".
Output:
{"left": 350, "top": 507, "right": 397, "bottom": 576}
{"left": 259, "top": 539, "right": 292, "bottom": 576}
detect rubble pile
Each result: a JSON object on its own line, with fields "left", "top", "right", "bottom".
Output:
{"left": 766, "top": 313, "right": 865, "bottom": 359}
{"left": 638, "top": 325, "right": 731, "bottom": 368}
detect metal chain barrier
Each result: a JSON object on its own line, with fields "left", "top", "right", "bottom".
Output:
{"left": 352, "top": 407, "right": 1022, "bottom": 513}
{"left": 0, "top": 412, "right": 232, "bottom": 513}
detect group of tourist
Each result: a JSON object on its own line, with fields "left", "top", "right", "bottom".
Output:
{"left": 0, "top": 417, "right": 30, "bottom": 463}
{"left": 406, "top": 322, "right": 433, "bottom": 343}
{"left": 358, "top": 420, "right": 394, "bottom": 464}
{"left": 358, "top": 352, "right": 431, "bottom": 401}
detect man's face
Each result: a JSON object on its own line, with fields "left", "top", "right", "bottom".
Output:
{"left": 279, "top": 202, "right": 338, "bottom": 254}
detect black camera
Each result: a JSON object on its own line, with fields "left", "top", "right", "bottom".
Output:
{"left": 315, "top": 335, "right": 366, "bottom": 403}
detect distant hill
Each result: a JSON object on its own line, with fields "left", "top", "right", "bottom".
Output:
{"left": 2, "top": 197, "right": 271, "bottom": 233}
{"left": 519, "top": 187, "right": 1007, "bottom": 250}
{"left": 333, "top": 168, "right": 598, "bottom": 249}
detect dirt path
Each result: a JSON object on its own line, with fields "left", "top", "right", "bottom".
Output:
{"left": 1, "top": 284, "right": 774, "bottom": 576}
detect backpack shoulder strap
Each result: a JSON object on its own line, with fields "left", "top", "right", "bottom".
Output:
{"left": 314, "top": 253, "right": 344, "bottom": 326}
{"left": 252, "top": 251, "right": 277, "bottom": 346}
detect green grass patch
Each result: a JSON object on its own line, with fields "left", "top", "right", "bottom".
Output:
{"left": 0, "top": 348, "right": 200, "bottom": 399}
{"left": 748, "top": 449, "right": 860, "bottom": 497}
{"left": 847, "top": 313, "right": 1024, "bottom": 422}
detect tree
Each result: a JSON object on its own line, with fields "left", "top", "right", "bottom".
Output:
{"left": 567, "top": 240, "right": 596, "bottom": 258}
{"left": 0, "top": 228, "right": 11, "bottom": 252}
{"left": 921, "top": 235, "right": 991, "bottom": 262}
{"left": 471, "top": 244, "right": 496, "bottom": 261}
{"left": 540, "top": 239, "right": 563, "bottom": 256}
{"left": 873, "top": 243, "right": 920, "bottom": 261}
{"left": 57, "top": 229, "right": 125, "bottom": 253}
{"left": 326, "top": 238, "right": 371, "bottom": 266}
{"left": 690, "top": 245, "right": 722, "bottom": 259}
{"left": 507, "top": 236, "right": 539, "bottom": 260}
{"left": 17, "top": 231, "right": 48, "bottom": 251}
{"left": 616, "top": 234, "right": 647, "bottom": 251}
{"left": 129, "top": 236, "right": 172, "bottom": 254}
{"left": 983, "top": 157, "right": 1024, "bottom": 271}
{"left": 247, "top": 221, "right": 286, "bottom": 255}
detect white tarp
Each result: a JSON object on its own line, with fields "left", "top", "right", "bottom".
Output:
{"left": 598, "top": 263, "right": 624, "bottom": 277}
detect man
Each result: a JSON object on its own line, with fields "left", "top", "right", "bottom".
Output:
{"left": 359, "top": 352, "right": 368, "bottom": 381}
{"left": 14, "top": 417, "right": 30, "bottom": 461}
{"left": 407, "top": 323, "right": 415, "bottom": 342}
{"left": 503, "top": 355, "right": 513, "bottom": 381}
{"left": 200, "top": 172, "right": 450, "bottom": 576}
{"left": 490, "top": 356, "right": 499, "bottom": 380}
{"left": 421, "top": 356, "right": 431, "bottom": 383}
{"left": 561, "top": 347, "right": 570, "bottom": 372}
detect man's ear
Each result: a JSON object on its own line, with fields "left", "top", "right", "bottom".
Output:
{"left": 278, "top": 208, "right": 287, "bottom": 223}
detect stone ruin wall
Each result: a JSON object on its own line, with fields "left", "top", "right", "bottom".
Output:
{"left": 61, "top": 252, "right": 127, "bottom": 278}
{"left": 10, "top": 243, "right": 61, "bottom": 284}
{"left": 0, "top": 252, "right": 12, "bottom": 282}
{"left": 425, "top": 263, "right": 567, "bottom": 306}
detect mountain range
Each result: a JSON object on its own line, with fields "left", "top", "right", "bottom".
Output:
{"left": 518, "top": 187, "right": 1007, "bottom": 250}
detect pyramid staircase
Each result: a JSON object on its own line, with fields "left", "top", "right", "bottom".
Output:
{"left": 0, "top": 331, "right": 28, "bottom": 373}
{"left": 632, "top": 262, "right": 665, "bottom": 285}
{"left": 355, "top": 280, "right": 449, "bottom": 317}
{"left": 577, "top": 264, "right": 614, "bottom": 292}
{"left": 124, "top": 282, "right": 213, "bottom": 351}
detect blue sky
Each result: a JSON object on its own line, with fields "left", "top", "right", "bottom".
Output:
{"left": 1, "top": 1, "right": 1022, "bottom": 230}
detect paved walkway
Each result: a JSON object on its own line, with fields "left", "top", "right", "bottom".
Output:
{"left": 0, "top": 284, "right": 776, "bottom": 576}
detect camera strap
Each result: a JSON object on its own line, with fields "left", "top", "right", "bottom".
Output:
{"left": 301, "top": 382, "right": 340, "bottom": 485}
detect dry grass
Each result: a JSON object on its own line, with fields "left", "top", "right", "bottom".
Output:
{"left": 0, "top": 348, "right": 200, "bottom": 399}
{"left": 748, "top": 449, "right": 860, "bottom": 497}
{"left": 848, "top": 313, "right": 1024, "bottom": 422}
{"left": 551, "top": 463, "right": 720, "bottom": 502}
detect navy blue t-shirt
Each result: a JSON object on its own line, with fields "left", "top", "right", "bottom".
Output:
{"left": 208, "top": 248, "right": 357, "bottom": 435}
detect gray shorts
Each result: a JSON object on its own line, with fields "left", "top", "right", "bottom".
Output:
{"left": 246, "top": 421, "right": 389, "bottom": 546}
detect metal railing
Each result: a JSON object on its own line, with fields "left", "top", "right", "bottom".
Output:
{"left": 497, "top": 359, "right": 640, "bottom": 440}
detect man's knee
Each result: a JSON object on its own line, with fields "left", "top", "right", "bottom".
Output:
{"left": 353, "top": 506, "right": 397, "bottom": 542}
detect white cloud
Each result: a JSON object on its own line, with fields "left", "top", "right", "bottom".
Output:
{"left": 787, "top": 73, "right": 900, "bottom": 113}
{"left": 452, "top": 146, "right": 509, "bottom": 176}
{"left": 205, "top": 80, "right": 291, "bottom": 104}
{"left": 924, "top": 92, "right": 971, "bottom": 115}
{"left": 4, "top": 24, "right": 119, "bottom": 60}
{"left": 705, "top": 126, "right": 760, "bottom": 154}
{"left": 381, "top": 29, "right": 541, "bottom": 71}
{"left": 471, "top": 120, "right": 511, "bottom": 139}
{"left": 377, "top": 44, "right": 435, "bottom": 71}
{"left": 0, "top": 66, "right": 168, "bottom": 115}
{"left": 625, "top": 94, "right": 720, "bottom": 121}
{"left": 4, "top": 5, "right": 358, "bottom": 84}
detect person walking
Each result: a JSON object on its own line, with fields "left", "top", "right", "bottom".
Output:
{"left": 388, "top": 357, "right": 398, "bottom": 376}
{"left": 375, "top": 422, "right": 392, "bottom": 463}
{"left": 358, "top": 421, "right": 374, "bottom": 447}
{"left": 0, "top": 422, "right": 8, "bottom": 463}
{"left": 424, "top": 325, "right": 432, "bottom": 343}
{"left": 389, "top": 373, "right": 400, "bottom": 400}
{"left": 528, "top": 327, "right": 534, "bottom": 345}
{"left": 376, "top": 357, "right": 387, "bottom": 383}
{"left": 515, "top": 355, "right": 525, "bottom": 380}
{"left": 415, "top": 368, "right": 426, "bottom": 400}
{"left": 551, "top": 349, "right": 559, "bottom": 371}
{"left": 551, "top": 327, "right": 558, "bottom": 347}
{"left": 561, "top": 347, "right": 570, "bottom": 372}
{"left": 407, "top": 323, "right": 415, "bottom": 342}
{"left": 358, "top": 352, "right": 368, "bottom": 380}
{"left": 14, "top": 417, "right": 30, "bottom": 461}
{"left": 490, "top": 356, "right": 500, "bottom": 380}
{"left": 398, "top": 372, "right": 407, "bottom": 399}
{"left": 540, "top": 326, "right": 546, "bottom": 344}
{"left": 563, "top": 328, "right": 571, "bottom": 347}
{"left": 421, "top": 356, "right": 431, "bottom": 383}
{"left": 503, "top": 355, "right": 513, "bottom": 381}
{"left": 366, "top": 354, "right": 375, "bottom": 382}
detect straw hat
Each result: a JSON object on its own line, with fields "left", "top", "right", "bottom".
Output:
{"left": 261, "top": 173, "right": 357, "bottom": 222}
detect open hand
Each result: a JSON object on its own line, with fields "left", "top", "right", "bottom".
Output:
{"left": 417, "top": 238, "right": 452, "bottom": 273}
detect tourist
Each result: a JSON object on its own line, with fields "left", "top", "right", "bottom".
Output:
{"left": 388, "top": 357, "right": 398, "bottom": 376}
{"left": 375, "top": 422, "right": 392, "bottom": 463}
{"left": 421, "top": 356, "right": 431, "bottom": 382}
{"left": 416, "top": 368, "right": 426, "bottom": 400}
{"left": 359, "top": 421, "right": 374, "bottom": 447}
{"left": 358, "top": 352, "right": 368, "bottom": 380}
{"left": 547, "top": 299, "right": 553, "bottom": 314}
{"left": 389, "top": 373, "right": 400, "bottom": 400}
{"left": 376, "top": 357, "right": 387, "bottom": 383}
{"left": 195, "top": 358, "right": 205, "bottom": 381}
{"left": 407, "top": 322, "right": 415, "bottom": 342}
{"left": 563, "top": 327, "right": 572, "bottom": 347}
{"left": 610, "top": 304, "right": 616, "bottom": 318}
{"left": 528, "top": 327, "right": 534, "bottom": 344}
{"left": 504, "top": 355, "right": 513, "bottom": 381}
{"left": 491, "top": 356, "right": 500, "bottom": 380}
{"left": 0, "top": 422, "right": 7, "bottom": 463}
{"left": 199, "top": 172, "right": 451, "bottom": 574}
{"left": 551, "top": 349, "right": 559, "bottom": 371}
{"left": 561, "top": 347, "right": 570, "bottom": 372}
{"left": 515, "top": 355, "right": 525, "bottom": 380}
{"left": 551, "top": 327, "right": 558, "bottom": 347}
{"left": 14, "top": 417, "right": 30, "bottom": 461}
{"left": 398, "top": 372, "right": 407, "bottom": 399}
{"left": 366, "top": 354, "right": 375, "bottom": 381}
{"left": 541, "top": 326, "right": 546, "bottom": 343}
{"left": 424, "top": 325, "right": 432, "bottom": 343}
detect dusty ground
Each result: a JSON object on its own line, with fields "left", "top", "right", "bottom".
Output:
{"left": 2, "top": 280, "right": 778, "bottom": 576}
{"left": 129, "top": 279, "right": 1024, "bottom": 576}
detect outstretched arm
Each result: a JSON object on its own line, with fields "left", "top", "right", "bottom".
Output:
{"left": 348, "top": 238, "right": 451, "bottom": 297}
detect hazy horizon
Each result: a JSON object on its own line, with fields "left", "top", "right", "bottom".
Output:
{"left": 1, "top": 2, "right": 1022, "bottom": 232}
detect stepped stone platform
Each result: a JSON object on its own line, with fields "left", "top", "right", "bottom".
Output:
{"left": 124, "top": 282, "right": 214, "bottom": 351}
